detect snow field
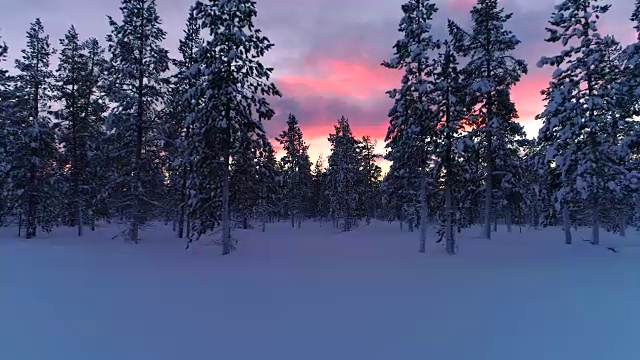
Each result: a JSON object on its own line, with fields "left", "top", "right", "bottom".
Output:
{"left": 1, "top": 221, "right": 639, "bottom": 360}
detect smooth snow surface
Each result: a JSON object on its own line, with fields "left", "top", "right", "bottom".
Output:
{"left": 2, "top": 221, "right": 640, "bottom": 360}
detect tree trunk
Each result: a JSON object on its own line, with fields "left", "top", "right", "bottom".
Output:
{"left": 419, "top": 176, "right": 428, "bottom": 253}
{"left": 221, "top": 141, "right": 232, "bottom": 255}
{"left": 17, "top": 212, "right": 22, "bottom": 237}
{"left": 77, "top": 206, "right": 83, "bottom": 237}
{"left": 506, "top": 203, "right": 512, "bottom": 233}
{"left": 178, "top": 200, "right": 185, "bottom": 238}
{"left": 591, "top": 198, "right": 600, "bottom": 245}
{"left": 26, "top": 167, "right": 37, "bottom": 239}
{"left": 483, "top": 168, "right": 493, "bottom": 239}
{"left": 444, "top": 183, "right": 455, "bottom": 255}
{"left": 483, "top": 43, "right": 494, "bottom": 240}
{"left": 563, "top": 205, "right": 572, "bottom": 245}
{"left": 619, "top": 214, "right": 626, "bottom": 237}
{"left": 185, "top": 211, "right": 191, "bottom": 239}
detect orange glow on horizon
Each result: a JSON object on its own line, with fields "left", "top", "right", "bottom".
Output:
{"left": 273, "top": 54, "right": 558, "bottom": 175}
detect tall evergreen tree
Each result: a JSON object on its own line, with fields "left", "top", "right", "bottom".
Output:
{"left": 382, "top": 0, "right": 440, "bottom": 252}
{"left": 624, "top": 0, "right": 640, "bottom": 112}
{"left": 357, "top": 136, "right": 381, "bottom": 224}
{"left": 276, "top": 114, "right": 312, "bottom": 227}
{"left": 450, "top": 0, "right": 527, "bottom": 239}
{"left": 164, "top": 7, "right": 203, "bottom": 239}
{"left": 54, "top": 26, "right": 107, "bottom": 236}
{"left": 188, "top": 0, "right": 281, "bottom": 255}
{"left": 310, "top": 155, "right": 329, "bottom": 221}
{"left": 10, "top": 18, "right": 59, "bottom": 238}
{"left": 230, "top": 135, "right": 261, "bottom": 229}
{"left": 82, "top": 38, "right": 110, "bottom": 229}
{"left": 327, "top": 116, "right": 360, "bottom": 231}
{"left": 105, "top": 0, "right": 170, "bottom": 243}
{"left": 537, "top": 0, "right": 633, "bottom": 244}
{"left": 255, "top": 143, "right": 279, "bottom": 231}
{"left": 625, "top": 1, "right": 640, "bottom": 230}
{"left": 490, "top": 89, "right": 527, "bottom": 232}
{"left": 429, "top": 34, "right": 468, "bottom": 254}
{"left": 0, "top": 35, "right": 11, "bottom": 223}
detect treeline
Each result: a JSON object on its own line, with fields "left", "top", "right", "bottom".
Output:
{"left": 381, "top": 0, "right": 640, "bottom": 254}
{"left": 0, "top": 0, "right": 384, "bottom": 254}
{"left": 1, "top": 0, "right": 639, "bottom": 256}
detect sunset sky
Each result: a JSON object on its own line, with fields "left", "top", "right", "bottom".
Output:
{"left": 1, "top": 0, "right": 637, "bottom": 171}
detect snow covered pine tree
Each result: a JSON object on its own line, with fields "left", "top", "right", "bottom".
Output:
{"left": 276, "top": 114, "right": 313, "bottom": 228}
{"left": 54, "top": 27, "right": 107, "bottom": 236}
{"left": 104, "top": 0, "right": 170, "bottom": 243}
{"left": 450, "top": 0, "right": 527, "bottom": 239}
{"left": 538, "top": 0, "right": 636, "bottom": 245}
{"left": 164, "top": 7, "right": 203, "bottom": 239}
{"left": 327, "top": 116, "right": 360, "bottom": 232}
{"left": 383, "top": 0, "right": 440, "bottom": 253}
{"left": 10, "top": 19, "right": 59, "bottom": 238}
{"left": 188, "top": 0, "right": 281, "bottom": 255}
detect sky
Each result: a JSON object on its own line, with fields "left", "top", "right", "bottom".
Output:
{"left": 0, "top": 0, "right": 637, "bottom": 171}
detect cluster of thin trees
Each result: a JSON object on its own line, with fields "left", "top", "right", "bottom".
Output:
{"left": 1, "top": 0, "right": 639, "bottom": 255}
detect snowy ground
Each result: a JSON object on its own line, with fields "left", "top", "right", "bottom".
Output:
{"left": 1, "top": 221, "right": 640, "bottom": 360}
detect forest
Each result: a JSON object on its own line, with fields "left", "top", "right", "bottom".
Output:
{"left": 0, "top": 0, "right": 639, "bottom": 255}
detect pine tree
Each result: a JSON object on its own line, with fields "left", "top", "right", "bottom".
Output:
{"left": 450, "top": 0, "right": 527, "bottom": 239}
{"left": 618, "top": 1, "right": 640, "bottom": 233}
{"left": 230, "top": 135, "right": 262, "bottom": 229}
{"left": 0, "top": 36, "right": 11, "bottom": 224}
{"left": 357, "top": 136, "right": 381, "bottom": 224}
{"left": 276, "top": 114, "right": 312, "bottom": 227}
{"left": 255, "top": 143, "right": 279, "bottom": 231}
{"left": 105, "top": 0, "right": 170, "bottom": 243}
{"left": 537, "top": 0, "right": 633, "bottom": 244}
{"left": 54, "top": 26, "right": 107, "bottom": 236}
{"left": 10, "top": 18, "right": 59, "bottom": 238}
{"left": 82, "top": 38, "right": 109, "bottom": 229}
{"left": 164, "top": 7, "right": 203, "bottom": 239}
{"left": 490, "top": 89, "right": 527, "bottom": 232}
{"left": 383, "top": 0, "right": 440, "bottom": 252}
{"left": 327, "top": 116, "right": 360, "bottom": 231}
{"left": 429, "top": 33, "right": 468, "bottom": 254}
{"left": 188, "top": 0, "right": 281, "bottom": 255}
{"left": 620, "top": 0, "right": 640, "bottom": 119}
{"left": 310, "top": 156, "right": 329, "bottom": 222}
